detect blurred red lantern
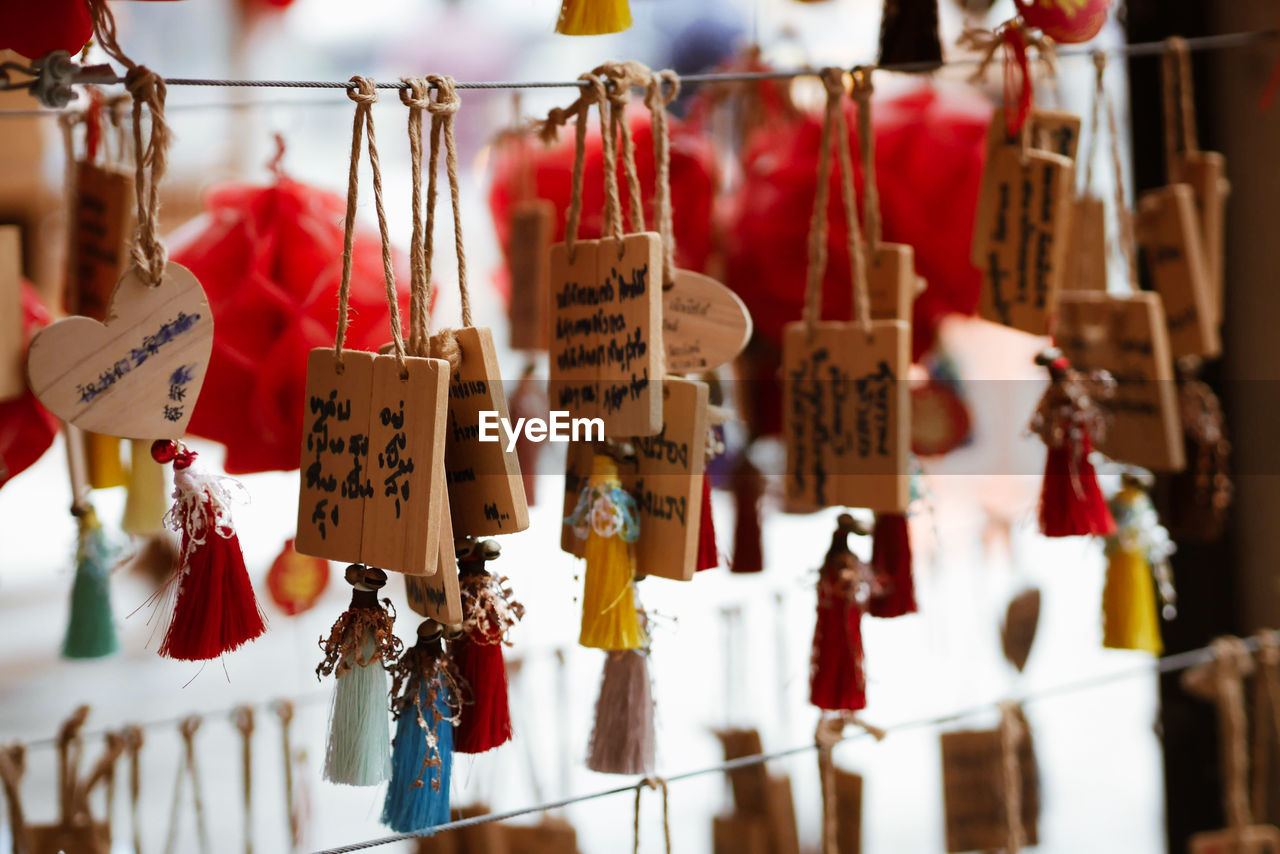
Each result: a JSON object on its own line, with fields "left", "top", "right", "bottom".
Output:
{"left": 266, "top": 539, "right": 329, "bottom": 616}
{"left": 1014, "top": 0, "right": 1111, "bottom": 43}
{"left": 1, "top": 284, "right": 59, "bottom": 489}
{"left": 0, "top": 1, "right": 93, "bottom": 59}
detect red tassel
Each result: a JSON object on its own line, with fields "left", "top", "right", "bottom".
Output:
{"left": 730, "top": 454, "right": 764, "bottom": 574}
{"left": 452, "top": 544, "right": 523, "bottom": 754}
{"left": 150, "top": 441, "right": 267, "bottom": 661}
{"left": 809, "top": 516, "right": 868, "bottom": 712}
{"left": 1030, "top": 351, "right": 1116, "bottom": 539}
{"left": 868, "top": 513, "right": 916, "bottom": 618}
{"left": 696, "top": 476, "right": 719, "bottom": 572}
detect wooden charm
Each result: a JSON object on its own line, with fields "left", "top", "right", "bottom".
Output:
{"left": 835, "top": 768, "right": 864, "bottom": 854}
{"left": 1176, "top": 151, "right": 1229, "bottom": 326}
{"left": 503, "top": 817, "right": 579, "bottom": 854}
{"left": 622, "top": 378, "right": 709, "bottom": 581}
{"left": 434, "top": 326, "right": 530, "bottom": 537}
{"left": 508, "top": 199, "right": 555, "bottom": 352}
{"left": 782, "top": 320, "right": 911, "bottom": 513}
{"left": 25, "top": 262, "right": 214, "bottom": 439}
{"left": 1062, "top": 196, "right": 1109, "bottom": 292}
{"left": 404, "top": 486, "right": 462, "bottom": 625}
{"left": 30, "top": 822, "right": 110, "bottom": 854}
{"left": 1028, "top": 109, "right": 1083, "bottom": 163}
{"left": 972, "top": 115, "right": 1074, "bottom": 336}
{"left": 1055, "top": 291, "right": 1185, "bottom": 472}
{"left": 866, "top": 243, "right": 916, "bottom": 322}
{"left": 67, "top": 162, "right": 134, "bottom": 322}
{"left": 362, "top": 355, "right": 449, "bottom": 576}
{"left": 0, "top": 225, "right": 23, "bottom": 402}
{"left": 712, "top": 815, "right": 771, "bottom": 854}
{"left": 661, "top": 269, "right": 753, "bottom": 373}
{"left": 1137, "top": 184, "right": 1220, "bottom": 359}
{"left": 296, "top": 349, "right": 376, "bottom": 565}
{"left": 940, "top": 723, "right": 1039, "bottom": 853}
{"left": 560, "top": 440, "right": 594, "bottom": 558}
{"left": 1189, "top": 826, "right": 1280, "bottom": 854}
{"left": 548, "top": 232, "right": 664, "bottom": 437}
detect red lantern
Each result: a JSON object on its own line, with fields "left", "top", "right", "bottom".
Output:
{"left": 266, "top": 539, "right": 330, "bottom": 616}
{"left": 1014, "top": 0, "right": 1111, "bottom": 44}
{"left": 0, "top": 1, "right": 93, "bottom": 60}
{"left": 1, "top": 284, "right": 59, "bottom": 489}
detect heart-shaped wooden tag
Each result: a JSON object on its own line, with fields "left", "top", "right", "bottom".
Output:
{"left": 26, "top": 262, "right": 213, "bottom": 439}
{"left": 662, "top": 269, "right": 753, "bottom": 373}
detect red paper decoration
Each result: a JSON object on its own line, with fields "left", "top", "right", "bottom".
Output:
{"left": 170, "top": 165, "right": 413, "bottom": 474}
{"left": 1014, "top": 0, "right": 1111, "bottom": 44}
{"left": 266, "top": 539, "right": 330, "bottom": 616}
{"left": 0, "top": 284, "right": 59, "bottom": 490}
{"left": 0, "top": 1, "right": 93, "bottom": 60}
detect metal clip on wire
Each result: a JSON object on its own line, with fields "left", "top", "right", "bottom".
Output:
{"left": 1, "top": 51, "right": 117, "bottom": 108}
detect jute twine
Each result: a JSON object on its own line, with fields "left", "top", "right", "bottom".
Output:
{"left": 632, "top": 775, "right": 671, "bottom": 854}
{"left": 1162, "top": 36, "right": 1199, "bottom": 184}
{"left": 1183, "top": 637, "right": 1255, "bottom": 835}
{"left": 164, "top": 716, "right": 210, "bottom": 854}
{"left": 1084, "top": 52, "right": 1140, "bottom": 292}
{"left": 233, "top": 707, "right": 255, "bottom": 854}
{"left": 539, "top": 72, "right": 610, "bottom": 264}
{"left": 644, "top": 68, "right": 681, "bottom": 288}
{"left": 816, "top": 712, "right": 886, "bottom": 854}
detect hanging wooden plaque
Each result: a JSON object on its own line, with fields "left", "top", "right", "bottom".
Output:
{"left": 1136, "top": 184, "right": 1220, "bottom": 359}
{"left": 560, "top": 440, "right": 594, "bottom": 558}
{"left": 782, "top": 320, "right": 911, "bottom": 513}
{"left": 1056, "top": 291, "right": 1185, "bottom": 472}
{"left": 835, "top": 768, "right": 864, "bottom": 854}
{"left": 503, "top": 817, "right": 579, "bottom": 854}
{"left": 940, "top": 726, "right": 1039, "bottom": 853}
{"left": 67, "top": 162, "right": 134, "bottom": 322}
{"left": 867, "top": 243, "right": 915, "bottom": 322}
{"left": 712, "top": 815, "right": 771, "bottom": 854}
{"left": 0, "top": 226, "right": 23, "bottom": 402}
{"left": 1176, "top": 151, "right": 1229, "bottom": 327}
{"left": 661, "top": 269, "right": 753, "bottom": 373}
{"left": 296, "top": 349, "right": 375, "bottom": 564}
{"left": 1028, "top": 109, "right": 1083, "bottom": 163}
{"left": 765, "top": 775, "right": 801, "bottom": 854}
{"left": 433, "top": 326, "right": 529, "bottom": 537}
{"left": 404, "top": 471, "right": 462, "bottom": 624}
{"left": 30, "top": 822, "right": 110, "bottom": 854}
{"left": 1062, "top": 196, "right": 1108, "bottom": 292}
{"left": 972, "top": 115, "right": 1074, "bottom": 336}
{"left": 548, "top": 232, "right": 664, "bottom": 437}
{"left": 361, "top": 354, "right": 448, "bottom": 576}
{"left": 508, "top": 199, "right": 555, "bottom": 352}
{"left": 25, "top": 262, "right": 214, "bottom": 439}
{"left": 622, "top": 378, "right": 709, "bottom": 581}
{"left": 1189, "top": 825, "right": 1280, "bottom": 854}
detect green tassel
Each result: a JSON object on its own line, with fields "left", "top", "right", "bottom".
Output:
{"left": 62, "top": 508, "right": 120, "bottom": 659}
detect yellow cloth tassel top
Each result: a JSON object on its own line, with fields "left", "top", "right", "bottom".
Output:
{"left": 1101, "top": 484, "right": 1175, "bottom": 655}
{"left": 556, "top": 0, "right": 633, "bottom": 36}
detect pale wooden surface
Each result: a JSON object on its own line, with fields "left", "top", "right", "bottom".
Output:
{"left": 1029, "top": 109, "right": 1083, "bottom": 162}
{"left": 559, "top": 440, "right": 592, "bottom": 559}
{"left": 1137, "top": 183, "right": 1221, "bottom": 358}
{"left": 835, "top": 769, "right": 863, "bottom": 854}
{"left": 1176, "top": 151, "right": 1229, "bottom": 328}
{"left": 940, "top": 727, "right": 1038, "bottom": 853}
{"left": 295, "top": 348, "right": 375, "bottom": 567}
{"left": 25, "top": 262, "right": 214, "bottom": 439}
{"left": 404, "top": 459, "right": 462, "bottom": 625}
{"left": 0, "top": 225, "right": 23, "bottom": 401}
{"left": 972, "top": 116, "right": 1074, "bottom": 337}
{"left": 434, "top": 326, "right": 529, "bottom": 538}
{"left": 623, "top": 378, "right": 709, "bottom": 582}
{"left": 507, "top": 200, "right": 555, "bottom": 353}
{"left": 1055, "top": 291, "right": 1185, "bottom": 472}
{"left": 1062, "top": 196, "right": 1109, "bottom": 293}
{"left": 866, "top": 243, "right": 915, "bottom": 323}
{"left": 67, "top": 163, "right": 134, "bottom": 322}
{"left": 1188, "top": 825, "right": 1280, "bottom": 854}
{"left": 661, "top": 270, "right": 753, "bottom": 373}
{"left": 361, "top": 355, "right": 449, "bottom": 576}
{"left": 782, "top": 320, "right": 911, "bottom": 513}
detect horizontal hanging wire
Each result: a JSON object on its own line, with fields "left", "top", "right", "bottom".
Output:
{"left": 0, "top": 28, "right": 1272, "bottom": 119}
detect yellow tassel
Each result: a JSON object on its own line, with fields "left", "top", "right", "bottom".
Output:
{"left": 85, "top": 432, "right": 128, "bottom": 489}
{"left": 122, "top": 439, "right": 168, "bottom": 536}
{"left": 555, "top": 0, "right": 632, "bottom": 36}
{"left": 576, "top": 456, "right": 645, "bottom": 651}
{"left": 1101, "top": 546, "right": 1163, "bottom": 655}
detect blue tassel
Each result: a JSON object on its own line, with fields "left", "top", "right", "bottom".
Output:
{"left": 382, "top": 677, "right": 454, "bottom": 832}
{"left": 62, "top": 507, "right": 120, "bottom": 659}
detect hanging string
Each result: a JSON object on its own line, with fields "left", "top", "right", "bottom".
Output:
{"left": 1252, "top": 633, "right": 1280, "bottom": 821}
{"left": 86, "top": 0, "right": 171, "bottom": 287}
{"left": 594, "top": 71, "right": 624, "bottom": 250}
{"left": 998, "top": 702, "right": 1026, "bottom": 854}
{"left": 1087, "top": 52, "right": 1140, "bottom": 292}
{"left": 333, "top": 76, "right": 407, "bottom": 375}
{"left": 164, "top": 716, "right": 210, "bottom": 854}
{"left": 426, "top": 75, "right": 472, "bottom": 332}
{"left": 631, "top": 776, "right": 671, "bottom": 854}
{"left": 850, "top": 67, "right": 881, "bottom": 255}
{"left": 1161, "top": 37, "right": 1200, "bottom": 184}
{"left": 644, "top": 68, "right": 681, "bottom": 287}
{"left": 815, "top": 713, "right": 885, "bottom": 854}
{"left": 401, "top": 77, "right": 432, "bottom": 359}
{"left": 232, "top": 707, "right": 255, "bottom": 854}
{"left": 1183, "top": 637, "right": 1254, "bottom": 835}
{"left": 957, "top": 19, "right": 1057, "bottom": 139}
{"left": 272, "top": 701, "right": 299, "bottom": 854}
{"left": 539, "top": 72, "right": 608, "bottom": 263}
{"left": 0, "top": 744, "right": 30, "bottom": 854}
{"left": 600, "top": 62, "right": 648, "bottom": 236}
{"left": 123, "top": 726, "right": 144, "bottom": 854}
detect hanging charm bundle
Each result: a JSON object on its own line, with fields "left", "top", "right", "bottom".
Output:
{"left": 1101, "top": 472, "right": 1176, "bottom": 655}
{"left": 383, "top": 618, "right": 462, "bottom": 833}
{"left": 316, "top": 565, "right": 403, "bottom": 787}
{"left": 810, "top": 514, "right": 877, "bottom": 712}
{"left": 62, "top": 505, "right": 120, "bottom": 660}
{"left": 452, "top": 538, "right": 524, "bottom": 755}
{"left": 1028, "top": 349, "right": 1115, "bottom": 539}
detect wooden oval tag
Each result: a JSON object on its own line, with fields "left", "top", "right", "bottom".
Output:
{"left": 662, "top": 269, "right": 752, "bottom": 373}
{"left": 25, "top": 262, "right": 213, "bottom": 439}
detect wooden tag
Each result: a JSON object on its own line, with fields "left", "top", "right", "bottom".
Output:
{"left": 1137, "top": 184, "right": 1220, "bottom": 358}
{"left": 623, "top": 378, "right": 709, "bottom": 581}
{"left": 1062, "top": 196, "right": 1108, "bottom": 292}
{"left": 1028, "top": 109, "right": 1083, "bottom": 162}
{"left": 508, "top": 200, "right": 555, "bottom": 352}
{"left": 972, "top": 116, "right": 1074, "bottom": 336}
{"left": 548, "top": 233, "right": 664, "bottom": 437}
{"left": 503, "top": 818, "right": 579, "bottom": 854}
{"left": 25, "top": 262, "right": 214, "bottom": 439}
{"left": 560, "top": 440, "right": 594, "bottom": 558}
{"left": 835, "top": 769, "right": 864, "bottom": 854}
{"left": 416, "top": 804, "right": 509, "bottom": 854}
{"left": 67, "top": 162, "right": 134, "bottom": 322}
{"left": 662, "top": 269, "right": 753, "bottom": 373}
{"left": 0, "top": 225, "right": 23, "bottom": 402}
{"left": 781, "top": 320, "right": 911, "bottom": 513}
{"left": 941, "top": 726, "right": 1039, "bottom": 853}
{"left": 1176, "top": 151, "right": 1229, "bottom": 326}
{"left": 1056, "top": 291, "right": 1185, "bottom": 472}
{"left": 433, "top": 326, "right": 530, "bottom": 537}
{"left": 1001, "top": 588, "right": 1041, "bottom": 673}
{"left": 30, "top": 822, "right": 110, "bottom": 854}
{"left": 716, "top": 729, "right": 770, "bottom": 812}
{"left": 764, "top": 775, "right": 801, "bottom": 854}
{"left": 296, "top": 349, "right": 375, "bottom": 565}
{"left": 404, "top": 467, "right": 462, "bottom": 624}
{"left": 712, "top": 814, "right": 771, "bottom": 854}
{"left": 361, "top": 355, "right": 449, "bottom": 576}
{"left": 1189, "top": 825, "right": 1280, "bottom": 854}
{"left": 867, "top": 243, "right": 915, "bottom": 322}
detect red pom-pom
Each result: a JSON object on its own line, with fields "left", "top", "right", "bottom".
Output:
{"left": 452, "top": 634, "right": 512, "bottom": 754}
{"left": 151, "top": 440, "right": 178, "bottom": 463}
{"left": 868, "top": 513, "right": 916, "bottom": 618}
